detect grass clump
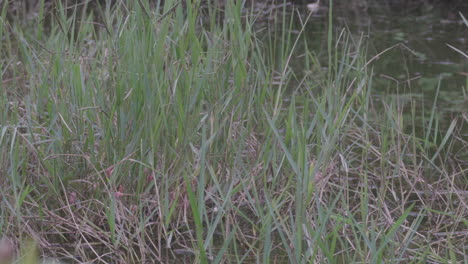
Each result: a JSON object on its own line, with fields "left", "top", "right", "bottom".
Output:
{"left": 0, "top": 0, "right": 466, "bottom": 263}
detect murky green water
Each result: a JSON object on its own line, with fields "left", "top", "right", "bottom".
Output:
{"left": 260, "top": 0, "right": 467, "bottom": 139}
{"left": 340, "top": 1, "right": 467, "bottom": 109}
{"left": 262, "top": 1, "right": 466, "bottom": 106}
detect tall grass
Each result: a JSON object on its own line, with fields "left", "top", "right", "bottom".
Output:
{"left": 0, "top": 0, "right": 466, "bottom": 263}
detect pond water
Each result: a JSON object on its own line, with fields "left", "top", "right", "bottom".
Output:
{"left": 329, "top": 1, "right": 467, "bottom": 107}
{"left": 258, "top": 0, "right": 467, "bottom": 126}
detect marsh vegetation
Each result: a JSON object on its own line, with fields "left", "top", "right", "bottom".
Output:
{"left": 0, "top": 0, "right": 467, "bottom": 263}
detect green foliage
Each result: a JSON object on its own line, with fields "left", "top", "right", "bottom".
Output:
{"left": 0, "top": 0, "right": 465, "bottom": 263}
